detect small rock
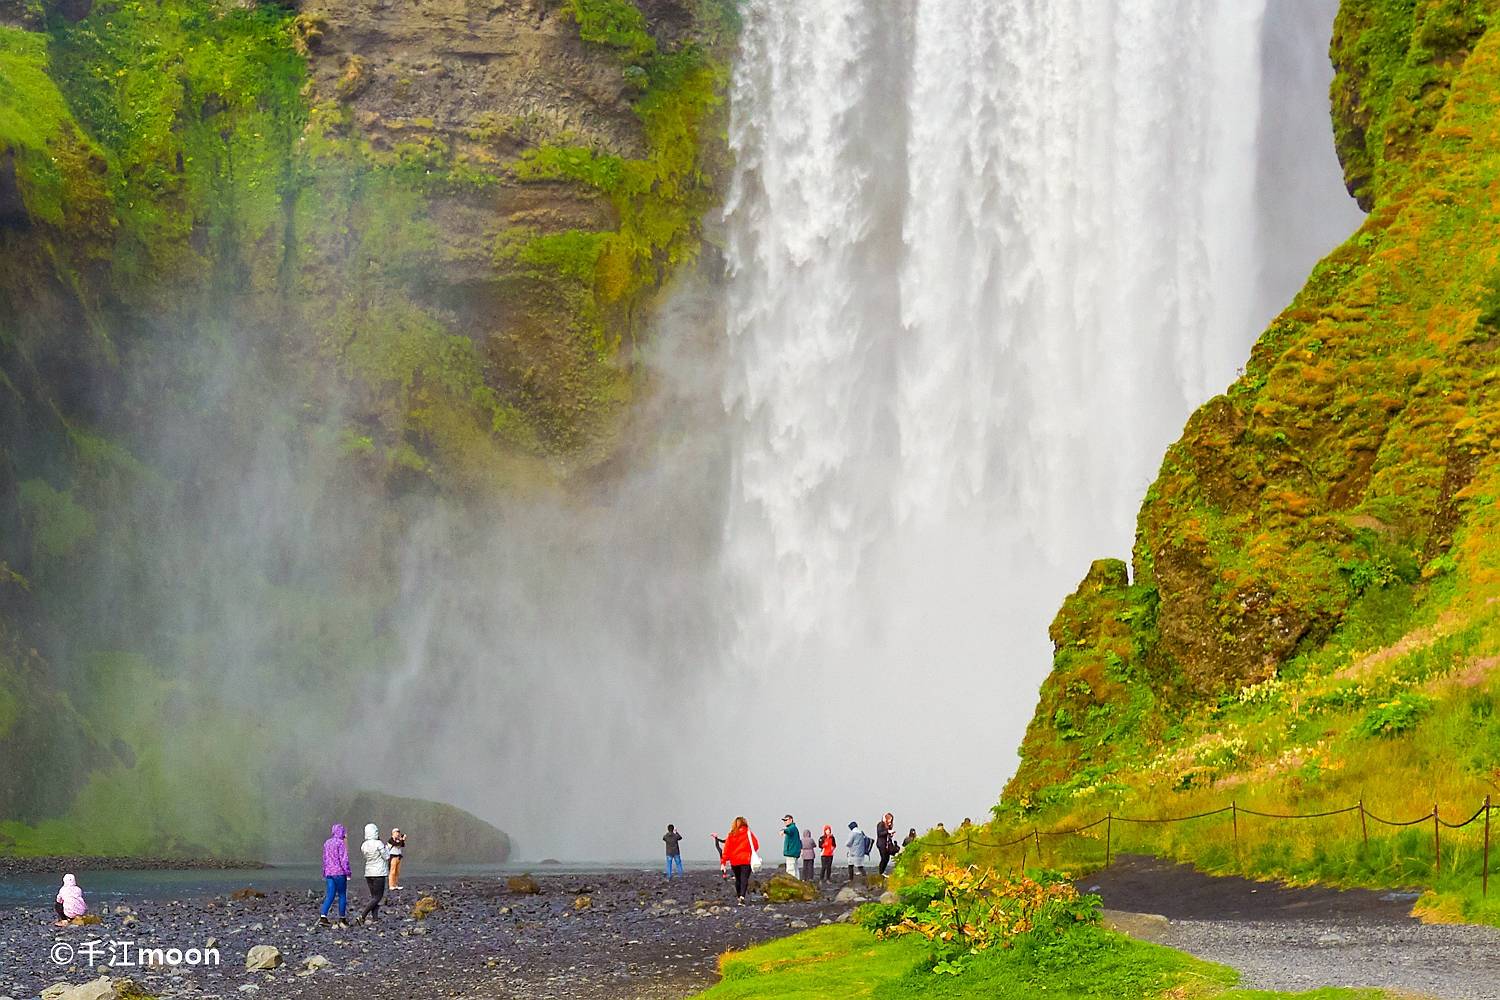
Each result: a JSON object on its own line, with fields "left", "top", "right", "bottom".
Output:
{"left": 230, "top": 888, "right": 266, "bottom": 901}
{"left": 237, "top": 986, "right": 259, "bottom": 995}
{"left": 411, "top": 895, "right": 442, "bottom": 920}
{"left": 789, "top": 918, "right": 810, "bottom": 929}
{"left": 120, "top": 915, "right": 137, "bottom": 928}
{"left": 301, "top": 954, "right": 331, "bottom": 971}
{"left": 506, "top": 875, "right": 541, "bottom": 895}
{"left": 205, "top": 937, "right": 219, "bottom": 951}
{"left": 70, "top": 914, "right": 103, "bottom": 926}
{"left": 41, "top": 987, "right": 71, "bottom": 1000}
{"left": 244, "top": 944, "right": 283, "bottom": 971}
{"left": 835, "top": 887, "right": 862, "bottom": 904}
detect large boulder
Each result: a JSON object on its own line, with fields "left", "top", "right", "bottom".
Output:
{"left": 762, "top": 874, "right": 818, "bottom": 903}
{"left": 291, "top": 791, "right": 510, "bottom": 864}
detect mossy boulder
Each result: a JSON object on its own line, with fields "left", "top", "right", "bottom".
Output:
{"left": 410, "top": 895, "right": 442, "bottom": 920}
{"left": 762, "top": 873, "right": 818, "bottom": 903}
{"left": 506, "top": 874, "right": 541, "bottom": 895}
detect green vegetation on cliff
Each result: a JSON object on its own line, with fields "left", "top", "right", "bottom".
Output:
{"left": 983, "top": 0, "right": 1500, "bottom": 926}
{"left": 0, "top": 0, "right": 728, "bottom": 858}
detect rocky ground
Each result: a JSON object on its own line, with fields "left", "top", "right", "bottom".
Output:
{"left": 1, "top": 869, "right": 871, "bottom": 1000}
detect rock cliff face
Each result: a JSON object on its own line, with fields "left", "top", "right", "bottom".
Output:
{"left": 0, "top": 0, "right": 730, "bottom": 857}
{"left": 1007, "top": 0, "right": 1500, "bottom": 828}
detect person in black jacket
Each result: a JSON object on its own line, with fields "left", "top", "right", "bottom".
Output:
{"left": 875, "top": 812, "right": 897, "bottom": 876}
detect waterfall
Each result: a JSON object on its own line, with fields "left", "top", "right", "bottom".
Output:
{"left": 717, "top": 0, "right": 1360, "bottom": 824}
{"left": 367, "top": 1, "right": 1359, "bottom": 856}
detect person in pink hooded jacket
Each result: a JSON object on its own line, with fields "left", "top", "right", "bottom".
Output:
{"left": 319, "top": 823, "right": 352, "bottom": 926}
{"left": 54, "top": 873, "right": 87, "bottom": 926}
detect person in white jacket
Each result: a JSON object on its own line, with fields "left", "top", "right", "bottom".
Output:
{"left": 358, "top": 823, "right": 392, "bottom": 923}
{"left": 846, "top": 821, "right": 870, "bottom": 882}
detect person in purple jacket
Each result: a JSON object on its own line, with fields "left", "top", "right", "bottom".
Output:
{"left": 319, "top": 823, "right": 351, "bottom": 926}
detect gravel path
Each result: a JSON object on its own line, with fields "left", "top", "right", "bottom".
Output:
{"left": 1086, "top": 856, "right": 1500, "bottom": 999}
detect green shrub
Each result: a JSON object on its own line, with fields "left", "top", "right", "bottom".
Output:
{"left": 1355, "top": 691, "right": 1435, "bottom": 738}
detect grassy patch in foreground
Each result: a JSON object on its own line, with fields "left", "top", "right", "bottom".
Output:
{"left": 696, "top": 924, "right": 1386, "bottom": 1000}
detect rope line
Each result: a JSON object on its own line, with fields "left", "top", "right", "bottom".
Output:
{"left": 1237, "top": 804, "right": 1361, "bottom": 820}
{"left": 1363, "top": 807, "right": 1440, "bottom": 828}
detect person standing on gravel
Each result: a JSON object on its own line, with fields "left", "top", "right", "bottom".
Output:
{"left": 781, "top": 815, "right": 801, "bottom": 878}
{"left": 358, "top": 823, "right": 392, "bottom": 923}
{"left": 663, "top": 824, "right": 684, "bottom": 879}
{"left": 846, "top": 820, "right": 870, "bottom": 881}
{"left": 799, "top": 825, "right": 816, "bottom": 881}
{"left": 876, "top": 812, "right": 897, "bottom": 876}
{"left": 319, "top": 823, "right": 352, "bottom": 926}
{"left": 387, "top": 828, "right": 406, "bottom": 891}
{"left": 819, "top": 825, "right": 836, "bottom": 882}
{"left": 711, "top": 832, "right": 728, "bottom": 878}
{"left": 721, "top": 817, "right": 760, "bottom": 904}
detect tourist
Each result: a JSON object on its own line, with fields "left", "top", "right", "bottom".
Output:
{"left": 319, "top": 823, "right": 351, "bottom": 927}
{"left": 846, "top": 820, "right": 869, "bottom": 881}
{"left": 782, "top": 815, "right": 801, "bottom": 878}
{"left": 711, "top": 832, "right": 728, "bottom": 878}
{"left": 876, "top": 812, "right": 897, "bottom": 876}
{"left": 903, "top": 827, "right": 918, "bottom": 848}
{"left": 359, "top": 823, "right": 391, "bottom": 923}
{"left": 799, "top": 825, "right": 816, "bottom": 881}
{"left": 819, "top": 824, "right": 836, "bottom": 882}
{"left": 663, "top": 823, "right": 684, "bottom": 879}
{"left": 722, "top": 817, "right": 760, "bottom": 903}
{"left": 54, "top": 873, "right": 87, "bottom": 926}
{"left": 387, "top": 828, "right": 406, "bottom": 891}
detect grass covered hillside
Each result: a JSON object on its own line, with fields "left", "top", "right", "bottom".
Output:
{"left": 979, "top": 0, "right": 1500, "bottom": 922}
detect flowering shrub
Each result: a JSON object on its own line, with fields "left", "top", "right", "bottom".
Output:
{"left": 876, "top": 859, "right": 1099, "bottom": 974}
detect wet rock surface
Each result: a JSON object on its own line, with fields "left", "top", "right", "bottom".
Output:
{"left": 2, "top": 870, "right": 861, "bottom": 999}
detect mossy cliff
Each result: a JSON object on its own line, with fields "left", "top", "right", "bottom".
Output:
{"left": 999, "top": 0, "right": 1500, "bottom": 914}
{"left": 0, "top": 0, "right": 731, "bottom": 857}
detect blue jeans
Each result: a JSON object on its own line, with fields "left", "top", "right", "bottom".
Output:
{"left": 665, "top": 854, "right": 683, "bottom": 877}
{"left": 321, "top": 875, "right": 348, "bottom": 917}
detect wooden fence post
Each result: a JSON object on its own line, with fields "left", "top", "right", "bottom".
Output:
{"left": 1231, "top": 801, "right": 1239, "bottom": 855}
{"left": 1433, "top": 803, "right": 1441, "bottom": 875}
{"left": 1105, "top": 812, "right": 1113, "bottom": 868}
{"left": 1359, "top": 799, "right": 1368, "bottom": 850}
{"left": 1485, "top": 796, "right": 1492, "bottom": 897}
{"left": 1034, "top": 828, "right": 1042, "bottom": 866}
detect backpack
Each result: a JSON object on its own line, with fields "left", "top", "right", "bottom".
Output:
{"left": 862, "top": 834, "right": 874, "bottom": 856}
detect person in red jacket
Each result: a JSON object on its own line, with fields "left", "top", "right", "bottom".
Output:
{"left": 721, "top": 816, "right": 760, "bottom": 904}
{"left": 818, "top": 824, "right": 836, "bottom": 882}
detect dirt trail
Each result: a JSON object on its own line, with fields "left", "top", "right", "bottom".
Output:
{"left": 1083, "top": 855, "right": 1500, "bottom": 999}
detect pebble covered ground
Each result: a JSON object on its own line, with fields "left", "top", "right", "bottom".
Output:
{"left": 1, "top": 869, "right": 870, "bottom": 1000}
{"left": 1088, "top": 855, "right": 1500, "bottom": 1000}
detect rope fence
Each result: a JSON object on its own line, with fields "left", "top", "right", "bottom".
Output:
{"left": 920, "top": 795, "right": 1497, "bottom": 894}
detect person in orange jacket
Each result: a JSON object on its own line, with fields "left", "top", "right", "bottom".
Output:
{"left": 818, "top": 825, "right": 836, "bottom": 882}
{"left": 720, "top": 816, "right": 760, "bottom": 904}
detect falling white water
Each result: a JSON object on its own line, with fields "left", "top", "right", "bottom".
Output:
{"left": 361, "top": 1, "right": 1359, "bottom": 859}
{"left": 716, "top": 0, "right": 1361, "bottom": 830}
